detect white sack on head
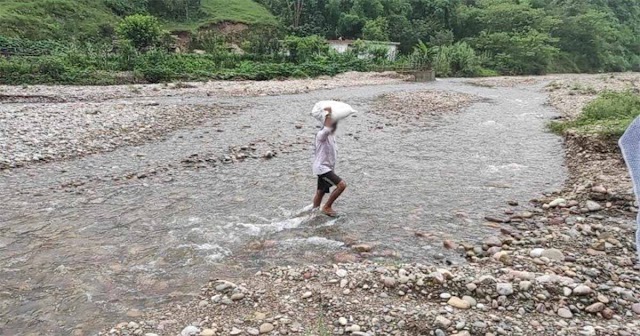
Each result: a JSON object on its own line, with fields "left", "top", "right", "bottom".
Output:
{"left": 311, "top": 100, "right": 356, "bottom": 123}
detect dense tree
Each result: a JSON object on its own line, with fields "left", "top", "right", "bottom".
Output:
{"left": 362, "top": 17, "right": 390, "bottom": 41}
{"left": 473, "top": 30, "right": 559, "bottom": 74}
{"left": 352, "top": 0, "right": 385, "bottom": 19}
{"left": 555, "top": 9, "right": 621, "bottom": 71}
{"left": 381, "top": 0, "right": 412, "bottom": 16}
{"left": 255, "top": 0, "right": 640, "bottom": 74}
{"left": 117, "top": 15, "right": 163, "bottom": 50}
{"left": 387, "top": 14, "right": 416, "bottom": 53}
{"left": 410, "top": 0, "right": 459, "bottom": 29}
{"left": 457, "top": 0, "right": 560, "bottom": 74}
{"left": 338, "top": 13, "right": 366, "bottom": 38}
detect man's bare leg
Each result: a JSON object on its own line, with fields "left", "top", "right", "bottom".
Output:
{"left": 313, "top": 189, "right": 325, "bottom": 209}
{"left": 322, "top": 181, "right": 346, "bottom": 216}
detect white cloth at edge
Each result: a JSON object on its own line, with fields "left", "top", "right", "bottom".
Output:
{"left": 312, "top": 127, "right": 337, "bottom": 176}
{"left": 311, "top": 101, "right": 356, "bottom": 123}
{"left": 618, "top": 115, "right": 640, "bottom": 262}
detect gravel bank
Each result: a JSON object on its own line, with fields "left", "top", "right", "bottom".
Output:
{"left": 544, "top": 73, "right": 640, "bottom": 201}
{"left": 103, "top": 189, "right": 640, "bottom": 336}
{"left": 0, "top": 72, "right": 407, "bottom": 170}
{"left": 468, "top": 76, "right": 555, "bottom": 88}
{"left": 0, "top": 72, "right": 408, "bottom": 103}
{"left": 468, "top": 73, "right": 639, "bottom": 94}
{"left": 545, "top": 73, "right": 640, "bottom": 119}
{"left": 0, "top": 102, "right": 224, "bottom": 169}
{"left": 373, "top": 90, "right": 481, "bottom": 127}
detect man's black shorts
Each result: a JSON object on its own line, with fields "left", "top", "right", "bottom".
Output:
{"left": 317, "top": 171, "right": 342, "bottom": 194}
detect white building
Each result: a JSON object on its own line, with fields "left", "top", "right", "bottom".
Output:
{"left": 327, "top": 39, "right": 400, "bottom": 61}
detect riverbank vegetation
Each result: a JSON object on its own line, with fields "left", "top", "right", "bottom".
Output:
{"left": 550, "top": 91, "right": 640, "bottom": 138}
{"left": 1, "top": 0, "right": 640, "bottom": 85}
{"left": 258, "top": 0, "right": 640, "bottom": 74}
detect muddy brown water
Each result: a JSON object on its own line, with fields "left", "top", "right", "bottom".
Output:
{"left": 0, "top": 80, "right": 566, "bottom": 335}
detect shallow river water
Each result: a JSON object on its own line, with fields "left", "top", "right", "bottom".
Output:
{"left": 0, "top": 79, "right": 566, "bottom": 335}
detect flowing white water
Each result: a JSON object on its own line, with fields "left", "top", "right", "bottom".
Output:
{"left": 0, "top": 80, "right": 566, "bottom": 335}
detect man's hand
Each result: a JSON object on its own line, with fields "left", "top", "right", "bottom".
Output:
{"left": 323, "top": 107, "right": 333, "bottom": 127}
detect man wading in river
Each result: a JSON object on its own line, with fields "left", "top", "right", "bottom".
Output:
{"left": 312, "top": 107, "right": 347, "bottom": 217}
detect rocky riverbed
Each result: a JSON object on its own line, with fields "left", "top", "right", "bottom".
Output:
{"left": 1, "top": 73, "right": 639, "bottom": 336}
{"left": 102, "top": 74, "right": 640, "bottom": 336}
{"left": 372, "top": 90, "right": 482, "bottom": 127}
{"left": 0, "top": 72, "right": 407, "bottom": 169}
{"left": 0, "top": 72, "right": 407, "bottom": 103}
{"left": 102, "top": 185, "right": 640, "bottom": 336}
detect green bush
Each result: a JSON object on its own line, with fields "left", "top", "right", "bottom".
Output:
{"left": 410, "top": 40, "right": 437, "bottom": 69}
{"left": 474, "top": 68, "right": 499, "bottom": 77}
{"left": 116, "top": 41, "right": 139, "bottom": 70}
{"left": 282, "top": 35, "right": 330, "bottom": 64}
{"left": 140, "top": 66, "right": 175, "bottom": 83}
{"left": 240, "top": 26, "right": 283, "bottom": 57}
{"left": 362, "top": 17, "right": 389, "bottom": 42}
{"left": 134, "top": 48, "right": 177, "bottom": 82}
{"left": 37, "top": 57, "right": 69, "bottom": 80}
{"left": 116, "top": 14, "right": 162, "bottom": 50}
{"left": 0, "top": 58, "right": 34, "bottom": 84}
{"left": 0, "top": 36, "right": 375, "bottom": 85}
{"left": 434, "top": 42, "right": 485, "bottom": 77}
{"left": 549, "top": 91, "right": 640, "bottom": 137}
{"left": 348, "top": 39, "right": 367, "bottom": 58}
{"left": 0, "top": 36, "right": 65, "bottom": 55}
{"left": 629, "top": 54, "right": 640, "bottom": 72}
{"left": 191, "top": 30, "right": 227, "bottom": 54}
{"left": 367, "top": 45, "right": 389, "bottom": 64}
{"left": 132, "top": 49, "right": 219, "bottom": 81}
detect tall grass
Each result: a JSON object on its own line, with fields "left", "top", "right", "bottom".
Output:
{"left": 549, "top": 91, "right": 640, "bottom": 138}
{"left": 434, "top": 42, "right": 497, "bottom": 77}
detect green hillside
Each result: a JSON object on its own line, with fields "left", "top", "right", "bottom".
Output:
{"left": 167, "top": 0, "right": 278, "bottom": 31}
{"left": 0, "top": 0, "right": 118, "bottom": 40}
{"left": 0, "top": 0, "right": 277, "bottom": 40}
